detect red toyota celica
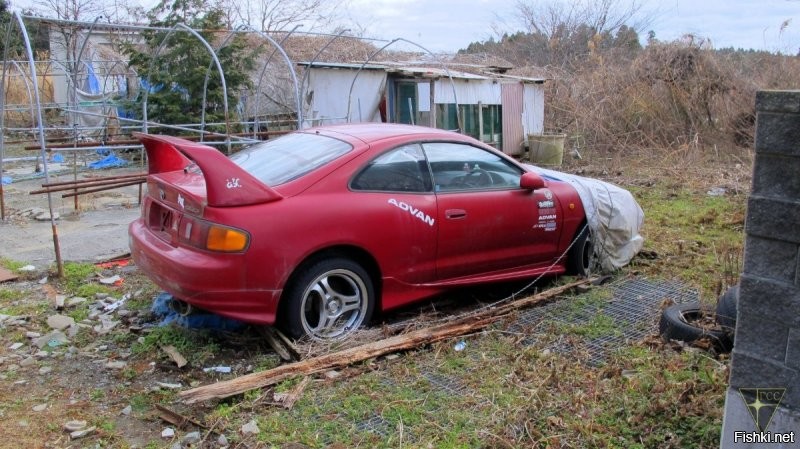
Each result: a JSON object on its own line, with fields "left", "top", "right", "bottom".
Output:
{"left": 129, "top": 123, "right": 593, "bottom": 340}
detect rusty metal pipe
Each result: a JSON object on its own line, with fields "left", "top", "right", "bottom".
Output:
{"left": 60, "top": 179, "right": 146, "bottom": 198}
{"left": 31, "top": 177, "right": 146, "bottom": 195}
{"left": 40, "top": 172, "right": 146, "bottom": 188}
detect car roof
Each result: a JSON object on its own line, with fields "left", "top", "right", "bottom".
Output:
{"left": 300, "top": 123, "right": 467, "bottom": 145}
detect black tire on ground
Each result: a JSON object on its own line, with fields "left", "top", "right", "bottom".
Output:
{"left": 280, "top": 257, "right": 375, "bottom": 340}
{"left": 566, "top": 224, "right": 593, "bottom": 277}
{"left": 659, "top": 302, "right": 732, "bottom": 351}
{"left": 715, "top": 284, "right": 739, "bottom": 330}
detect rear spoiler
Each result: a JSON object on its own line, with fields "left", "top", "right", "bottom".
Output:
{"left": 134, "top": 133, "right": 283, "bottom": 207}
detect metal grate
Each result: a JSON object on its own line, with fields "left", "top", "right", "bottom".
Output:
{"left": 326, "top": 278, "right": 698, "bottom": 440}
{"left": 510, "top": 278, "right": 697, "bottom": 365}
{"left": 422, "top": 371, "right": 471, "bottom": 396}
{"left": 354, "top": 413, "right": 391, "bottom": 437}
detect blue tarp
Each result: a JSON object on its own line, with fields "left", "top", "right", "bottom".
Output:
{"left": 89, "top": 153, "right": 127, "bottom": 169}
{"left": 151, "top": 292, "right": 246, "bottom": 331}
{"left": 1, "top": 176, "right": 11, "bottom": 185}
{"left": 52, "top": 153, "right": 65, "bottom": 163}
{"left": 85, "top": 63, "right": 100, "bottom": 94}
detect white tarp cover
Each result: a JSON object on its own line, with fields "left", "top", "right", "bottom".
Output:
{"left": 526, "top": 165, "right": 645, "bottom": 272}
{"left": 305, "top": 68, "right": 387, "bottom": 125}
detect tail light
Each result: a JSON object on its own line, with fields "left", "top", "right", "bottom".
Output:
{"left": 179, "top": 217, "right": 249, "bottom": 252}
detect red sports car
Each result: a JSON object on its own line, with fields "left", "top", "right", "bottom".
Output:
{"left": 129, "top": 124, "right": 594, "bottom": 340}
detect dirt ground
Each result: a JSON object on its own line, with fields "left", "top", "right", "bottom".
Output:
{"left": 0, "top": 164, "right": 142, "bottom": 266}
{"left": 0, "top": 265, "right": 275, "bottom": 448}
{"left": 0, "top": 161, "right": 191, "bottom": 447}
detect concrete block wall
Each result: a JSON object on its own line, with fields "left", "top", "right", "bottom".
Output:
{"left": 721, "top": 90, "right": 800, "bottom": 448}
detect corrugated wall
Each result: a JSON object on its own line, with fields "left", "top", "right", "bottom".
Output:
{"left": 522, "top": 83, "right": 545, "bottom": 135}
{"left": 501, "top": 82, "right": 524, "bottom": 155}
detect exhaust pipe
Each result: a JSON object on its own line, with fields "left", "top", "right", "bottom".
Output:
{"left": 169, "top": 298, "right": 194, "bottom": 316}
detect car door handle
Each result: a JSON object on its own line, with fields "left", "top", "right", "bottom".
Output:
{"left": 445, "top": 209, "right": 467, "bottom": 219}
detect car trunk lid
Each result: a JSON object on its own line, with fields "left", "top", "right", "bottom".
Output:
{"left": 135, "top": 133, "right": 281, "bottom": 249}
{"left": 135, "top": 132, "right": 283, "bottom": 208}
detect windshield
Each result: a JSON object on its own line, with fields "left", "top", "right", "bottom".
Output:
{"left": 230, "top": 132, "right": 352, "bottom": 186}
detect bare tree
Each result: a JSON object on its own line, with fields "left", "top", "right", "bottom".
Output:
{"left": 503, "top": 0, "right": 653, "bottom": 67}
{"left": 515, "top": 0, "right": 650, "bottom": 38}
{"left": 216, "top": 0, "right": 347, "bottom": 32}
{"left": 29, "top": 0, "right": 109, "bottom": 76}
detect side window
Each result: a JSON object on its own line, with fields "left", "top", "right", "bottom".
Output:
{"left": 351, "top": 144, "right": 433, "bottom": 193}
{"left": 422, "top": 142, "right": 523, "bottom": 192}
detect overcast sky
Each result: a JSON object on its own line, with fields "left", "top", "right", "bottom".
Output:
{"left": 10, "top": 0, "right": 800, "bottom": 54}
{"left": 344, "top": 0, "right": 800, "bottom": 54}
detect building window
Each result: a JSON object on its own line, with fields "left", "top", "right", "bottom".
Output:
{"left": 435, "top": 104, "right": 502, "bottom": 148}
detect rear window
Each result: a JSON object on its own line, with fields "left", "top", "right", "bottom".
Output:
{"left": 230, "top": 132, "right": 352, "bottom": 186}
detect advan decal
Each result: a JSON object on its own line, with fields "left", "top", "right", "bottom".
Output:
{"left": 536, "top": 189, "right": 558, "bottom": 232}
{"left": 388, "top": 198, "right": 435, "bottom": 226}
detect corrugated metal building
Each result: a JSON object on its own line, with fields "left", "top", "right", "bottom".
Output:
{"left": 299, "top": 62, "right": 546, "bottom": 156}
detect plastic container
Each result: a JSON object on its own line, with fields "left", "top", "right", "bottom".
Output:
{"left": 528, "top": 133, "right": 566, "bottom": 166}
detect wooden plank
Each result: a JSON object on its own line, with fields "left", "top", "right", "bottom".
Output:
{"left": 0, "top": 267, "right": 18, "bottom": 283}
{"left": 178, "top": 279, "right": 590, "bottom": 403}
{"left": 162, "top": 345, "right": 188, "bottom": 368}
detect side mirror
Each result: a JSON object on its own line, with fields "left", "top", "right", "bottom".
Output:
{"left": 520, "top": 172, "right": 546, "bottom": 190}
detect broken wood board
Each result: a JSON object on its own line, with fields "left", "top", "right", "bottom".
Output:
{"left": 179, "top": 278, "right": 591, "bottom": 404}
{"left": 260, "top": 327, "right": 299, "bottom": 362}
{"left": 0, "top": 267, "right": 18, "bottom": 283}
{"left": 155, "top": 404, "right": 207, "bottom": 430}
{"left": 161, "top": 345, "right": 188, "bottom": 368}
{"left": 272, "top": 376, "right": 310, "bottom": 409}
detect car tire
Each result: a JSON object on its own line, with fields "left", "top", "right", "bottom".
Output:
{"left": 659, "top": 302, "right": 732, "bottom": 351}
{"left": 566, "top": 225, "right": 593, "bottom": 277}
{"left": 281, "top": 257, "right": 374, "bottom": 340}
{"left": 715, "top": 284, "right": 738, "bottom": 330}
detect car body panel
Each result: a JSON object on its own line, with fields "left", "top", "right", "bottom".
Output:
{"left": 129, "top": 123, "right": 588, "bottom": 328}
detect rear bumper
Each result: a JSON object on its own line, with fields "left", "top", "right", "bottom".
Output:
{"left": 129, "top": 219, "right": 281, "bottom": 325}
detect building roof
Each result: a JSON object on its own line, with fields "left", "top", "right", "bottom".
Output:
{"left": 299, "top": 61, "right": 547, "bottom": 83}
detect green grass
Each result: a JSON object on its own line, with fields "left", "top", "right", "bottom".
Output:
{"left": 628, "top": 183, "right": 746, "bottom": 298}
{"left": 0, "top": 258, "right": 26, "bottom": 272}
{"left": 0, "top": 287, "right": 25, "bottom": 303}
{"left": 0, "top": 286, "right": 48, "bottom": 317}
{"left": 73, "top": 283, "right": 116, "bottom": 299}
{"left": 131, "top": 324, "right": 222, "bottom": 365}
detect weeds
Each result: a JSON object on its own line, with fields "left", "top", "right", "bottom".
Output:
{"left": 131, "top": 324, "right": 221, "bottom": 365}
{"left": 61, "top": 262, "right": 99, "bottom": 295}
{"left": 0, "top": 258, "right": 25, "bottom": 272}
{"left": 628, "top": 180, "right": 746, "bottom": 299}
{"left": 240, "top": 328, "right": 725, "bottom": 448}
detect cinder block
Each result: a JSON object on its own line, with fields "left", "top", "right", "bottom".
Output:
{"left": 787, "top": 329, "right": 800, "bottom": 371}
{"left": 739, "top": 275, "right": 800, "bottom": 329}
{"left": 756, "top": 90, "right": 800, "bottom": 114}
{"left": 734, "top": 309, "right": 789, "bottom": 364}
{"left": 742, "top": 236, "right": 798, "bottom": 284}
{"left": 746, "top": 196, "right": 800, "bottom": 245}
{"left": 755, "top": 112, "right": 800, "bottom": 155}
{"left": 751, "top": 155, "right": 800, "bottom": 200}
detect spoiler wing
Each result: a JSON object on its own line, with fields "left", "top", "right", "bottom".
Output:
{"left": 134, "top": 133, "right": 283, "bottom": 207}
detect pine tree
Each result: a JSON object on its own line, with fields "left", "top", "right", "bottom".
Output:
{"left": 123, "top": 0, "right": 260, "bottom": 134}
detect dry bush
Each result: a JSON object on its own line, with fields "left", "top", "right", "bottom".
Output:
{"left": 2, "top": 60, "right": 55, "bottom": 129}
{"left": 513, "top": 41, "right": 800, "bottom": 162}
